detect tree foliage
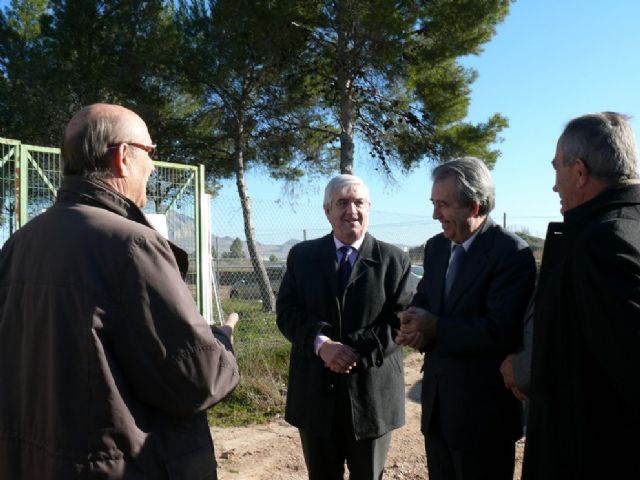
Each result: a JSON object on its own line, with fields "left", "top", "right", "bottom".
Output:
{"left": 222, "top": 237, "right": 245, "bottom": 259}
{"left": 291, "top": 0, "right": 512, "bottom": 173}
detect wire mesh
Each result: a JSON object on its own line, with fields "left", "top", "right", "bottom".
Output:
{"left": 0, "top": 141, "right": 18, "bottom": 246}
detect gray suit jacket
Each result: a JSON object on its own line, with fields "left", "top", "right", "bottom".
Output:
{"left": 276, "top": 232, "right": 413, "bottom": 439}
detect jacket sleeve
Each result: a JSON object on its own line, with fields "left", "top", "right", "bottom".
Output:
{"left": 411, "top": 241, "right": 433, "bottom": 310}
{"left": 341, "top": 252, "right": 413, "bottom": 368}
{"left": 572, "top": 225, "right": 640, "bottom": 415}
{"left": 437, "top": 242, "right": 536, "bottom": 357}
{"left": 512, "top": 295, "right": 535, "bottom": 394}
{"left": 111, "top": 233, "right": 240, "bottom": 418}
{"left": 276, "top": 245, "right": 332, "bottom": 358}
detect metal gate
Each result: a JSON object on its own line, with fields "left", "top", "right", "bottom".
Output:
{"left": 0, "top": 138, "right": 211, "bottom": 319}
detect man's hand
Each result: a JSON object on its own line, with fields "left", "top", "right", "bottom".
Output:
{"left": 219, "top": 312, "right": 239, "bottom": 342}
{"left": 500, "top": 354, "right": 528, "bottom": 401}
{"left": 394, "top": 331, "right": 425, "bottom": 349}
{"left": 397, "top": 307, "right": 438, "bottom": 339}
{"left": 318, "top": 340, "right": 358, "bottom": 374}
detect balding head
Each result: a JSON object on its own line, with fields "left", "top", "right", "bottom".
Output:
{"left": 62, "top": 103, "right": 150, "bottom": 177}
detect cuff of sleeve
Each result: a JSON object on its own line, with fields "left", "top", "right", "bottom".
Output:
{"left": 314, "top": 334, "right": 330, "bottom": 356}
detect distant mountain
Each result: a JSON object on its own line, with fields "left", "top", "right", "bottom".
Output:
{"left": 212, "top": 236, "right": 300, "bottom": 261}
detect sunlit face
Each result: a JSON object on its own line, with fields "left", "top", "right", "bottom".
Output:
{"left": 124, "top": 122, "right": 155, "bottom": 208}
{"left": 431, "top": 176, "right": 477, "bottom": 243}
{"left": 324, "top": 183, "right": 370, "bottom": 244}
{"left": 552, "top": 139, "right": 580, "bottom": 214}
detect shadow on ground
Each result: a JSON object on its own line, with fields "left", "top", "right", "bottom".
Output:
{"left": 407, "top": 379, "right": 421, "bottom": 403}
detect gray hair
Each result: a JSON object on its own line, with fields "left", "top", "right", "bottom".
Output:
{"left": 431, "top": 156, "right": 495, "bottom": 215}
{"left": 323, "top": 174, "right": 370, "bottom": 209}
{"left": 61, "top": 104, "right": 130, "bottom": 178}
{"left": 559, "top": 112, "right": 639, "bottom": 182}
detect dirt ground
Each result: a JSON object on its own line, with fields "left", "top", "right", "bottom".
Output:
{"left": 211, "top": 352, "right": 525, "bottom": 479}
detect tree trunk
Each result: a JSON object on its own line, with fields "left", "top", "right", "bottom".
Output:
{"left": 336, "top": 8, "right": 355, "bottom": 175}
{"left": 234, "top": 138, "right": 276, "bottom": 312}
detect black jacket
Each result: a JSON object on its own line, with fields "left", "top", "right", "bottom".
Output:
{"left": 0, "top": 177, "right": 239, "bottom": 479}
{"left": 523, "top": 183, "right": 640, "bottom": 480}
{"left": 412, "top": 217, "right": 536, "bottom": 448}
{"left": 276, "top": 232, "right": 413, "bottom": 439}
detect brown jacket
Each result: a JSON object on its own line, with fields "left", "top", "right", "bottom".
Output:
{"left": 0, "top": 177, "right": 239, "bottom": 479}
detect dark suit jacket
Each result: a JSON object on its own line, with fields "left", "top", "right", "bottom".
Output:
{"left": 412, "top": 218, "right": 535, "bottom": 449}
{"left": 276, "top": 232, "right": 413, "bottom": 440}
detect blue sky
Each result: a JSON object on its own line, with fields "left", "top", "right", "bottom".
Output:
{"left": 3, "top": 0, "right": 639, "bottom": 245}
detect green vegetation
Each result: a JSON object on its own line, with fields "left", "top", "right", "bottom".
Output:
{"left": 515, "top": 230, "right": 545, "bottom": 260}
{"left": 207, "top": 298, "right": 290, "bottom": 427}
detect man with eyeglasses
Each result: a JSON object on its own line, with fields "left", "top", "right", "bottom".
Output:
{"left": 277, "top": 174, "right": 414, "bottom": 479}
{"left": 0, "top": 103, "right": 240, "bottom": 479}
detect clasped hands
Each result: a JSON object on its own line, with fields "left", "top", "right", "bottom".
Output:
{"left": 318, "top": 340, "right": 358, "bottom": 374}
{"left": 394, "top": 306, "right": 438, "bottom": 349}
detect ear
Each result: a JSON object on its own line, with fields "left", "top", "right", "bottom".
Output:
{"left": 323, "top": 204, "right": 331, "bottom": 217}
{"left": 469, "top": 201, "right": 481, "bottom": 217}
{"left": 110, "top": 143, "right": 131, "bottom": 178}
{"left": 574, "top": 158, "right": 590, "bottom": 188}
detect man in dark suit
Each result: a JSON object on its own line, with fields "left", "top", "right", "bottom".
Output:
{"left": 396, "top": 157, "right": 536, "bottom": 480}
{"left": 277, "top": 174, "right": 413, "bottom": 480}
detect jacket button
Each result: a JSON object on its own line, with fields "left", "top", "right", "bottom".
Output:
{"left": 328, "top": 383, "right": 335, "bottom": 390}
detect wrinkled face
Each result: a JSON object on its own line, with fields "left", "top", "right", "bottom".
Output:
{"left": 552, "top": 139, "right": 580, "bottom": 214}
{"left": 324, "top": 183, "right": 370, "bottom": 244}
{"left": 431, "top": 176, "right": 476, "bottom": 243}
{"left": 124, "top": 121, "right": 155, "bottom": 208}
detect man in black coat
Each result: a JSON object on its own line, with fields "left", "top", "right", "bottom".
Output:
{"left": 276, "top": 174, "right": 413, "bottom": 480}
{"left": 522, "top": 112, "right": 640, "bottom": 479}
{"left": 396, "top": 157, "right": 536, "bottom": 480}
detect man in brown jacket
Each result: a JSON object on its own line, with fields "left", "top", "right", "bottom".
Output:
{"left": 0, "top": 104, "right": 240, "bottom": 479}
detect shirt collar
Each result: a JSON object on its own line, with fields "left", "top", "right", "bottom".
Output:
{"left": 333, "top": 235, "right": 364, "bottom": 252}
{"left": 451, "top": 227, "right": 480, "bottom": 252}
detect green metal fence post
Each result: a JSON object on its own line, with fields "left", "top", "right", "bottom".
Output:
{"left": 195, "top": 164, "right": 206, "bottom": 316}
{"left": 16, "top": 143, "right": 29, "bottom": 229}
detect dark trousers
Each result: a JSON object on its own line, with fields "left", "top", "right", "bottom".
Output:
{"left": 425, "top": 404, "right": 515, "bottom": 480}
{"left": 299, "top": 383, "right": 391, "bottom": 480}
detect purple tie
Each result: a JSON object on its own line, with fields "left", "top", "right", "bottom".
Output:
{"left": 338, "top": 246, "right": 352, "bottom": 296}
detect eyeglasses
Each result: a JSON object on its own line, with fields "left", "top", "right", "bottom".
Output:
{"left": 107, "top": 142, "right": 156, "bottom": 159}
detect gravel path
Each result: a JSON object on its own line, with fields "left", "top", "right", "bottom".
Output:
{"left": 212, "top": 352, "right": 524, "bottom": 479}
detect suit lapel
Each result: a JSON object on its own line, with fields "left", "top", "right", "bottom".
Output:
{"left": 430, "top": 237, "right": 450, "bottom": 314}
{"left": 310, "top": 233, "right": 341, "bottom": 298}
{"left": 444, "top": 218, "right": 495, "bottom": 313}
{"left": 348, "top": 233, "right": 379, "bottom": 293}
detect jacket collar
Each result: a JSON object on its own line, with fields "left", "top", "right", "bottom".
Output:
{"left": 56, "top": 176, "right": 190, "bottom": 276}
{"left": 56, "top": 176, "right": 151, "bottom": 226}
{"left": 313, "top": 232, "right": 380, "bottom": 300}
{"left": 563, "top": 182, "right": 640, "bottom": 227}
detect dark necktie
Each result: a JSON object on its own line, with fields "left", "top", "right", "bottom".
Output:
{"left": 338, "top": 246, "right": 353, "bottom": 297}
{"left": 444, "top": 244, "right": 464, "bottom": 298}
